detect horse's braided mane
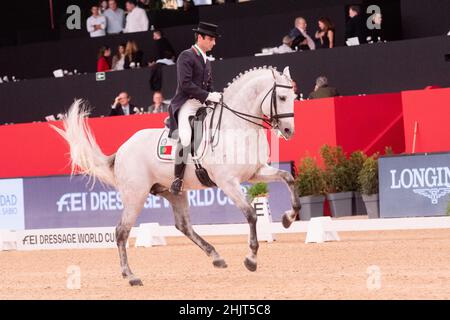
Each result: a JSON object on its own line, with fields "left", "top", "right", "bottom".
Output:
{"left": 223, "top": 65, "right": 279, "bottom": 95}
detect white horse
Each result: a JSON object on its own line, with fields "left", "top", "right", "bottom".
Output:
{"left": 53, "top": 66, "right": 301, "bottom": 286}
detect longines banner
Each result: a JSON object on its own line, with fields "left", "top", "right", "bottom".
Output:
{"left": 23, "top": 163, "right": 294, "bottom": 229}
{"left": 379, "top": 152, "right": 450, "bottom": 218}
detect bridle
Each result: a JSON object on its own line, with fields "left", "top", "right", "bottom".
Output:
{"left": 207, "top": 77, "right": 295, "bottom": 151}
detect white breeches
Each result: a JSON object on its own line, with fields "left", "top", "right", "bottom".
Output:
{"left": 178, "top": 99, "right": 203, "bottom": 147}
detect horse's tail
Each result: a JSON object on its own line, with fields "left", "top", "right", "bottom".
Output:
{"left": 50, "top": 99, "right": 116, "bottom": 187}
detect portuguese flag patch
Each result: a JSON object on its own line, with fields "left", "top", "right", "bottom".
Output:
{"left": 160, "top": 145, "right": 172, "bottom": 155}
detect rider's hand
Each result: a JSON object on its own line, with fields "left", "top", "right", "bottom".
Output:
{"left": 206, "top": 92, "right": 222, "bottom": 104}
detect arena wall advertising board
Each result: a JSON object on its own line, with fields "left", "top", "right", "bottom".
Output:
{"left": 379, "top": 152, "right": 450, "bottom": 218}
{"left": 0, "top": 178, "right": 25, "bottom": 230}
{"left": 23, "top": 163, "right": 294, "bottom": 229}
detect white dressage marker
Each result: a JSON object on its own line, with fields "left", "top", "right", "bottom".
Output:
{"left": 135, "top": 223, "right": 167, "bottom": 247}
{"left": 252, "top": 196, "right": 276, "bottom": 243}
{"left": 305, "top": 217, "right": 340, "bottom": 244}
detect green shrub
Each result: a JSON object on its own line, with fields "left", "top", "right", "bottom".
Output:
{"left": 246, "top": 182, "right": 269, "bottom": 201}
{"left": 320, "top": 145, "right": 353, "bottom": 193}
{"left": 348, "top": 151, "right": 367, "bottom": 192}
{"left": 384, "top": 146, "right": 394, "bottom": 156}
{"left": 295, "top": 157, "right": 325, "bottom": 196}
{"left": 447, "top": 201, "right": 450, "bottom": 216}
{"left": 358, "top": 154, "right": 379, "bottom": 195}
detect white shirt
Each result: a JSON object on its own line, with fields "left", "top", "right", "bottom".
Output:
{"left": 87, "top": 15, "right": 106, "bottom": 37}
{"left": 124, "top": 7, "right": 149, "bottom": 33}
{"left": 194, "top": 44, "right": 207, "bottom": 63}
{"left": 104, "top": 8, "right": 125, "bottom": 34}
{"left": 122, "top": 105, "right": 130, "bottom": 115}
{"left": 299, "top": 28, "right": 316, "bottom": 50}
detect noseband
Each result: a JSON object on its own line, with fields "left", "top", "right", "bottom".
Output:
{"left": 207, "top": 79, "right": 295, "bottom": 151}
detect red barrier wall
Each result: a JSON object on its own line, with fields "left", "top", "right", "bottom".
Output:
{"left": 402, "top": 88, "right": 450, "bottom": 153}
{"left": 0, "top": 113, "right": 167, "bottom": 178}
{"left": 3, "top": 90, "right": 438, "bottom": 179}
{"left": 276, "top": 93, "right": 405, "bottom": 166}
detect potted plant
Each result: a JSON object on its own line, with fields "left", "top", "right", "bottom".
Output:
{"left": 246, "top": 182, "right": 269, "bottom": 203}
{"left": 348, "top": 150, "right": 368, "bottom": 216}
{"left": 358, "top": 154, "right": 380, "bottom": 219}
{"left": 295, "top": 157, "right": 326, "bottom": 220}
{"left": 320, "top": 145, "right": 353, "bottom": 218}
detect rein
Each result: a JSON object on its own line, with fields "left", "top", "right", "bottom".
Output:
{"left": 207, "top": 81, "right": 294, "bottom": 151}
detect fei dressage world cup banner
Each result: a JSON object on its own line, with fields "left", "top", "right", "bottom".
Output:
{"left": 22, "top": 163, "right": 294, "bottom": 230}
{"left": 379, "top": 152, "right": 450, "bottom": 218}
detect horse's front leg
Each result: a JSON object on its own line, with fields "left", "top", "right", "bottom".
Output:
{"left": 216, "top": 178, "right": 259, "bottom": 272}
{"left": 248, "top": 164, "right": 301, "bottom": 228}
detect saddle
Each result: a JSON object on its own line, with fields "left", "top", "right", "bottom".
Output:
{"left": 156, "top": 107, "right": 216, "bottom": 188}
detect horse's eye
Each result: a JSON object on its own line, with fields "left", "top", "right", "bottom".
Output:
{"left": 279, "top": 96, "right": 287, "bottom": 102}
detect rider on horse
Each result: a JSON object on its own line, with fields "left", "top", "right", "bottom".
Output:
{"left": 167, "top": 22, "right": 222, "bottom": 195}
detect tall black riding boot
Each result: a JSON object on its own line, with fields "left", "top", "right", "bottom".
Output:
{"left": 169, "top": 142, "right": 189, "bottom": 195}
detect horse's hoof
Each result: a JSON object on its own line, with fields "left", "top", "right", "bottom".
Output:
{"left": 213, "top": 259, "right": 228, "bottom": 269}
{"left": 282, "top": 213, "right": 293, "bottom": 229}
{"left": 244, "top": 257, "right": 257, "bottom": 272}
{"left": 129, "top": 278, "right": 144, "bottom": 287}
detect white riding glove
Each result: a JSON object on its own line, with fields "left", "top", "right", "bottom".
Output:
{"left": 206, "top": 92, "right": 222, "bottom": 104}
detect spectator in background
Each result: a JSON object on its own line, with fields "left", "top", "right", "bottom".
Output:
{"left": 87, "top": 5, "right": 107, "bottom": 38}
{"left": 308, "top": 76, "right": 339, "bottom": 99}
{"left": 97, "top": 46, "right": 112, "bottom": 72}
{"left": 345, "top": 5, "right": 365, "bottom": 45}
{"left": 109, "top": 92, "right": 139, "bottom": 116}
{"left": 270, "top": 35, "right": 294, "bottom": 54}
{"left": 315, "top": 17, "right": 335, "bottom": 49}
{"left": 291, "top": 79, "right": 302, "bottom": 100}
{"left": 148, "top": 91, "right": 169, "bottom": 113}
{"left": 149, "top": 30, "right": 176, "bottom": 64}
{"left": 148, "top": 30, "right": 177, "bottom": 91}
{"left": 137, "top": 0, "right": 151, "bottom": 11}
{"left": 289, "top": 17, "right": 315, "bottom": 51}
{"left": 124, "top": 40, "right": 144, "bottom": 69}
{"left": 124, "top": 0, "right": 150, "bottom": 33}
{"left": 99, "top": 0, "right": 109, "bottom": 14}
{"left": 366, "top": 13, "right": 385, "bottom": 43}
{"left": 104, "top": 0, "right": 125, "bottom": 35}
{"left": 112, "top": 44, "right": 126, "bottom": 71}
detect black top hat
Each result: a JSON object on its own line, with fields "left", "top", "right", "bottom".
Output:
{"left": 192, "top": 22, "right": 220, "bottom": 38}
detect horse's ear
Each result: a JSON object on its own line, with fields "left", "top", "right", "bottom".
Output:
{"left": 283, "top": 66, "right": 291, "bottom": 80}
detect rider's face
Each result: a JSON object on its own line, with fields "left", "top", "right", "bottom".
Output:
{"left": 197, "top": 35, "right": 216, "bottom": 52}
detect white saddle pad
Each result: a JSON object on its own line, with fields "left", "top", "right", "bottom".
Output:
{"left": 156, "top": 122, "right": 209, "bottom": 163}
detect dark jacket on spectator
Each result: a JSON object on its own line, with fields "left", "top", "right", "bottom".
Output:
{"left": 345, "top": 15, "right": 366, "bottom": 44}
{"left": 150, "top": 37, "right": 176, "bottom": 63}
{"left": 109, "top": 104, "right": 138, "bottom": 116}
{"left": 308, "top": 86, "right": 339, "bottom": 99}
{"left": 288, "top": 27, "right": 308, "bottom": 51}
{"left": 124, "top": 51, "right": 144, "bottom": 69}
{"left": 168, "top": 46, "right": 213, "bottom": 138}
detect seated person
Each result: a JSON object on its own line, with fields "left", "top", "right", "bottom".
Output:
{"left": 97, "top": 46, "right": 111, "bottom": 72}
{"left": 308, "top": 76, "right": 339, "bottom": 99}
{"left": 270, "top": 36, "right": 295, "bottom": 54}
{"left": 124, "top": 41, "right": 144, "bottom": 69}
{"left": 147, "top": 91, "right": 169, "bottom": 113}
{"left": 109, "top": 92, "right": 139, "bottom": 116}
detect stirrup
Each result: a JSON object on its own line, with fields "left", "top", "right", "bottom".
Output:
{"left": 169, "top": 178, "right": 184, "bottom": 195}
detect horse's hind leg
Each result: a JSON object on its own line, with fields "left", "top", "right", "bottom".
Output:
{"left": 116, "top": 188, "right": 149, "bottom": 286}
{"left": 215, "top": 178, "right": 259, "bottom": 272}
{"left": 159, "top": 190, "right": 227, "bottom": 268}
{"left": 249, "top": 164, "right": 301, "bottom": 228}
